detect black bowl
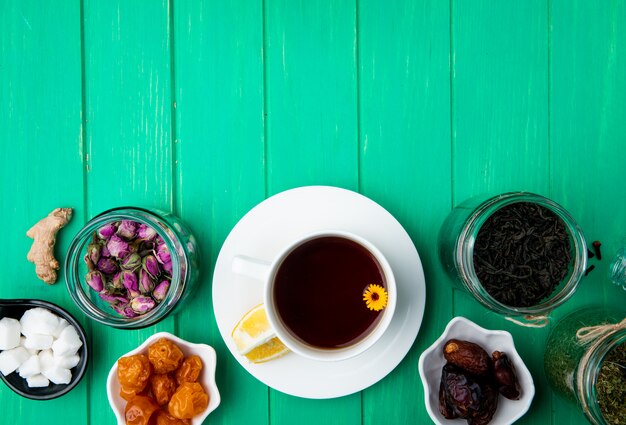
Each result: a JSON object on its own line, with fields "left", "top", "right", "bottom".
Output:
{"left": 0, "top": 298, "right": 89, "bottom": 400}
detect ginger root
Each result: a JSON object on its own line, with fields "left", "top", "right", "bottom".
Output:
{"left": 26, "top": 208, "right": 73, "bottom": 284}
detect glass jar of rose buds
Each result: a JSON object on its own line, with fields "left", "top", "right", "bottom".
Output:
{"left": 65, "top": 207, "right": 198, "bottom": 329}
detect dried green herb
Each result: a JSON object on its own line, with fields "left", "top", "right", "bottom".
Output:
{"left": 473, "top": 202, "right": 571, "bottom": 307}
{"left": 597, "top": 342, "right": 626, "bottom": 425}
{"left": 544, "top": 314, "right": 587, "bottom": 401}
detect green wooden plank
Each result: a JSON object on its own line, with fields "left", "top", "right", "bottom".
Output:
{"left": 82, "top": 0, "right": 175, "bottom": 423}
{"left": 172, "top": 0, "right": 269, "bottom": 423}
{"left": 450, "top": 1, "right": 552, "bottom": 424}
{"left": 265, "top": 0, "right": 358, "bottom": 194}
{"left": 0, "top": 0, "right": 88, "bottom": 422}
{"left": 265, "top": 0, "right": 360, "bottom": 423}
{"left": 358, "top": 0, "right": 452, "bottom": 422}
{"left": 550, "top": 1, "right": 626, "bottom": 423}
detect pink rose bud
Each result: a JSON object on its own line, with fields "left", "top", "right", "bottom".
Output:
{"left": 97, "top": 257, "right": 119, "bottom": 275}
{"left": 97, "top": 223, "right": 118, "bottom": 240}
{"left": 162, "top": 260, "right": 173, "bottom": 275}
{"left": 117, "top": 220, "right": 138, "bottom": 240}
{"left": 110, "top": 271, "right": 124, "bottom": 290}
{"left": 121, "top": 253, "right": 142, "bottom": 272}
{"left": 153, "top": 280, "right": 170, "bottom": 302}
{"left": 142, "top": 255, "right": 160, "bottom": 279}
{"left": 99, "top": 293, "right": 129, "bottom": 305}
{"left": 155, "top": 242, "right": 171, "bottom": 264}
{"left": 84, "top": 253, "right": 95, "bottom": 271}
{"left": 123, "top": 307, "right": 138, "bottom": 318}
{"left": 137, "top": 224, "right": 157, "bottom": 241}
{"left": 130, "top": 296, "right": 156, "bottom": 314}
{"left": 107, "top": 234, "right": 131, "bottom": 259}
{"left": 87, "top": 242, "right": 101, "bottom": 265}
{"left": 122, "top": 271, "right": 138, "bottom": 293}
{"left": 86, "top": 271, "right": 105, "bottom": 292}
{"left": 139, "top": 269, "right": 155, "bottom": 293}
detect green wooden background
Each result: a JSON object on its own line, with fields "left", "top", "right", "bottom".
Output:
{"left": 1, "top": 0, "right": 625, "bottom": 423}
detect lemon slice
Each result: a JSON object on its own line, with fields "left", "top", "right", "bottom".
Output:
{"left": 231, "top": 304, "right": 289, "bottom": 363}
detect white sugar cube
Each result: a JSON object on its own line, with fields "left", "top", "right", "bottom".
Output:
{"left": 0, "top": 346, "right": 30, "bottom": 376}
{"left": 24, "top": 334, "right": 54, "bottom": 351}
{"left": 42, "top": 366, "right": 71, "bottom": 385}
{"left": 38, "top": 349, "right": 55, "bottom": 371}
{"left": 52, "top": 326, "right": 82, "bottom": 357}
{"left": 20, "top": 308, "right": 60, "bottom": 337}
{"left": 0, "top": 317, "right": 21, "bottom": 350}
{"left": 26, "top": 374, "right": 49, "bottom": 388}
{"left": 54, "top": 353, "right": 80, "bottom": 369}
{"left": 18, "top": 355, "right": 41, "bottom": 378}
{"left": 19, "top": 336, "right": 39, "bottom": 355}
{"left": 51, "top": 318, "right": 69, "bottom": 339}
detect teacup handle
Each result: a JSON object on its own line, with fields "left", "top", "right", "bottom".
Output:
{"left": 232, "top": 255, "right": 271, "bottom": 282}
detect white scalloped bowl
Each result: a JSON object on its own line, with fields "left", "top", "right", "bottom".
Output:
{"left": 418, "top": 317, "right": 534, "bottom": 425}
{"left": 106, "top": 332, "right": 221, "bottom": 425}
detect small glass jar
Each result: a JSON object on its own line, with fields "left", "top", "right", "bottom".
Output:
{"left": 65, "top": 207, "right": 198, "bottom": 329}
{"left": 609, "top": 247, "right": 626, "bottom": 291}
{"left": 544, "top": 308, "right": 626, "bottom": 425}
{"left": 438, "top": 192, "right": 587, "bottom": 318}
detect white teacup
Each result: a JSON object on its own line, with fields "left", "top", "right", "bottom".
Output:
{"left": 232, "top": 230, "right": 396, "bottom": 362}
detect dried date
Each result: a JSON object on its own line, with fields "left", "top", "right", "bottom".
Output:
{"left": 438, "top": 372, "right": 458, "bottom": 419}
{"left": 467, "top": 381, "right": 498, "bottom": 425}
{"left": 443, "top": 339, "right": 491, "bottom": 376}
{"left": 440, "top": 364, "right": 482, "bottom": 419}
{"left": 492, "top": 351, "right": 521, "bottom": 400}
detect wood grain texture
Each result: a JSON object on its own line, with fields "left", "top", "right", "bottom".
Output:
{"left": 550, "top": 0, "right": 626, "bottom": 422}
{"left": 265, "top": 0, "right": 359, "bottom": 195}
{"left": 81, "top": 0, "right": 175, "bottom": 422}
{"left": 450, "top": 1, "right": 553, "bottom": 424}
{"left": 0, "top": 0, "right": 88, "bottom": 422}
{"left": 265, "top": 1, "right": 360, "bottom": 424}
{"left": 358, "top": 0, "right": 452, "bottom": 422}
{"left": 1, "top": 0, "right": 625, "bottom": 423}
{"left": 173, "top": 0, "right": 269, "bottom": 423}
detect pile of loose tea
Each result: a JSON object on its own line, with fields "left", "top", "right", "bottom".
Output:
{"left": 597, "top": 342, "right": 626, "bottom": 425}
{"left": 473, "top": 202, "right": 571, "bottom": 307}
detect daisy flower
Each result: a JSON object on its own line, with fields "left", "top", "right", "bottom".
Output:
{"left": 363, "top": 284, "right": 388, "bottom": 311}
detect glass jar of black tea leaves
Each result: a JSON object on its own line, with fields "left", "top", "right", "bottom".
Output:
{"left": 438, "top": 192, "right": 587, "bottom": 321}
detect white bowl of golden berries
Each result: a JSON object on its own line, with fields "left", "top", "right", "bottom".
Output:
{"left": 418, "top": 317, "right": 534, "bottom": 425}
{"left": 107, "top": 332, "right": 220, "bottom": 425}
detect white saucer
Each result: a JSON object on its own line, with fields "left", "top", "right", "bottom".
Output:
{"left": 212, "top": 186, "right": 426, "bottom": 399}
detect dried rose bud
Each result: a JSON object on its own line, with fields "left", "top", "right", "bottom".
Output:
{"left": 137, "top": 224, "right": 157, "bottom": 241}
{"left": 117, "top": 220, "right": 138, "bottom": 240}
{"left": 139, "top": 269, "right": 155, "bottom": 293}
{"left": 101, "top": 243, "right": 111, "bottom": 257}
{"left": 97, "top": 257, "right": 119, "bottom": 275}
{"left": 162, "top": 261, "right": 173, "bottom": 275}
{"left": 153, "top": 280, "right": 170, "bottom": 302}
{"left": 155, "top": 241, "right": 171, "bottom": 264}
{"left": 99, "top": 293, "right": 129, "bottom": 305}
{"left": 110, "top": 303, "right": 137, "bottom": 318}
{"left": 86, "top": 270, "right": 105, "bottom": 292}
{"left": 142, "top": 255, "right": 161, "bottom": 279}
{"left": 121, "top": 252, "right": 142, "bottom": 272}
{"left": 123, "top": 307, "right": 138, "bottom": 318}
{"left": 122, "top": 271, "right": 139, "bottom": 293}
{"left": 84, "top": 253, "right": 95, "bottom": 271}
{"left": 87, "top": 242, "right": 102, "bottom": 265}
{"left": 107, "top": 234, "right": 131, "bottom": 259}
{"left": 97, "top": 223, "right": 118, "bottom": 240}
{"left": 130, "top": 296, "right": 156, "bottom": 313}
{"left": 110, "top": 271, "right": 124, "bottom": 290}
